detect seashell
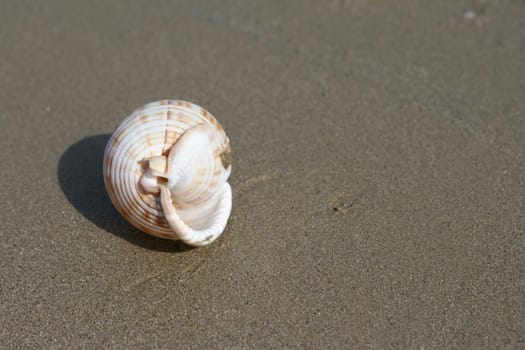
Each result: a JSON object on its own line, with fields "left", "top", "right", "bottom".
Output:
{"left": 103, "top": 100, "right": 233, "bottom": 247}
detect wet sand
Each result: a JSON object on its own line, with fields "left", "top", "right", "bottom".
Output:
{"left": 1, "top": 1, "right": 524, "bottom": 348}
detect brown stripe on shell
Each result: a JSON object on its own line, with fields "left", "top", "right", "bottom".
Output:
{"left": 163, "top": 131, "right": 179, "bottom": 153}
{"left": 220, "top": 148, "right": 232, "bottom": 169}
{"left": 141, "top": 193, "right": 157, "bottom": 207}
{"left": 154, "top": 214, "right": 166, "bottom": 227}
{"left": 213, "top": 117, "right": 224, "bottom": 132}
{"left": 113, "top": 130, "right": 124, "bottom": 145}
{"left": 143, "top": 208, "right": 153, "bottom": 223}
{"left": 175, "top": 100, "right": 192, "bottom": 108}
{"left": 200, "top": 108, "right": 211, "bottom": 121}
{"left": 203, "top": 108, "right": 223, "bottom": 131}
{"left": 116, "top": 193, "right": 171, "bottom": 234}
{"left": 154, "top": 231, "right": 177, "bottom": 239}
{"left": 201, "top": 108, "right": 224, "bottom": 132}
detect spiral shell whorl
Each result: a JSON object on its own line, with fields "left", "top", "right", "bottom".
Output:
{"left": 103, "top": 100, "right": 231, "bottom": 243}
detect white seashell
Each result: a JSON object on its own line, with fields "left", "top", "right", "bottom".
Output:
{"left": 103, "top": 100, "right": 233, "bottom": 246}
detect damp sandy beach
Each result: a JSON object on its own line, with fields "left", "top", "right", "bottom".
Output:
{"left": 1, "top": 1, "right": 523, "bottom": 348}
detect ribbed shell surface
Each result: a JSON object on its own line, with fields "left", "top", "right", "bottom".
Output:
{"left": 103, "top": 100, "right": 230, "bottom": 239}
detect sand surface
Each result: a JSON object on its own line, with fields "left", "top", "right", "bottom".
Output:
{"left": 1, "top": 0, "right": 524, "bottom": 348}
